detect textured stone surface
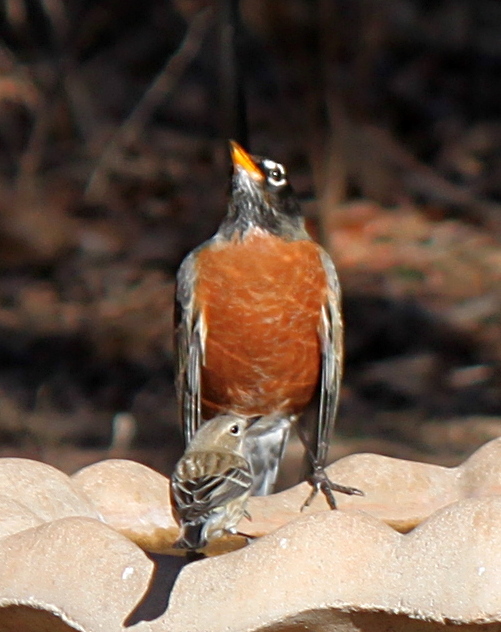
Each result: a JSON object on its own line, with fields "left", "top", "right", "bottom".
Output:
{"left": 0, "top": 517, "right": 153, "bottom": 632}
{"left": 71, "top": 459, "right": 179, "bottom": 553}
{"left": 0, "top": 440, "right": 501, "bottom": 630}
{"left": 155, "top": 498, "right": 501, "bottom": 631}
{"left": 0, "top": 458, "right": 99, "bottom": 523}
{"left": 241, "top": 435, "right": 501, "bottom": 538}
{"left": 0, "top": 496, "right": 43, "bottom": 540}
{"left": 67, "top": 437, "right": 501, "bottom": 553}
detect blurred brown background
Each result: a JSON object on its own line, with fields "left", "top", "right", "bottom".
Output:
{"left": 0, "top": 0, "right": 500, "bottom": 483}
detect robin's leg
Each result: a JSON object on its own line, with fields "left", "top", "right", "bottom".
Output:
{"left": 296, "top": 425, "right": 363, "bottom": 510}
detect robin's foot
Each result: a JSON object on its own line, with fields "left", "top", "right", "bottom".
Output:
{"left": 301, "top": 464, "right": 364, "bottom": 511}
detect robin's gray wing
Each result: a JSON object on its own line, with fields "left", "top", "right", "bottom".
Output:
{"left": 175, "top": 248, "right": 207, "bottom": 446}
{"left": 172, "top": 454, "right": 252, "bottom": 522}
{"left": 315, "top": 250, "right": 344, "bottom": 467}
{"left": 298, "top": 249, "right": 363, "bottom": 509}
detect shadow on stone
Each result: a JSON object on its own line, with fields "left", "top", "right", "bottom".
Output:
{"left": 124, "top": 553, "right": 187, "bottom": 625}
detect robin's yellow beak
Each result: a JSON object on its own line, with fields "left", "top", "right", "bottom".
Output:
{"left": 229, "top": 140, "right": 264, "bottom": 181}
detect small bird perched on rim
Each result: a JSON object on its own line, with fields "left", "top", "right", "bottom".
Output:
{"left": 171, "top": 413, "right": 253, "bottom": 550}
{"left": 175, "top": 140, "right": 362, "bottom": 507}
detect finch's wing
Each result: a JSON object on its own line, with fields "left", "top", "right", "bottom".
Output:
{"left": 173, "top": 454, "right": 252, "bottom": 522}
{"left": 175, "top": 248, "right": 207, "bottom": 445}
{"left": 314, "top": 250, "right": 344, "bottom": 467}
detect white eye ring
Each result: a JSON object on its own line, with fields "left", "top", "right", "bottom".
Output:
{"left": 262, "top": 159, "right": 287, "bottom": 187}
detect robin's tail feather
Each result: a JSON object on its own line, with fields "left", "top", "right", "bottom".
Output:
{"left": 245, "top": 414, "right": 293, "bottom": 496}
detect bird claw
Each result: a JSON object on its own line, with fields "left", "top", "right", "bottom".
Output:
{"left": 301, "top": 466, "right": 364, "bottom": 511}
{"left": 230, "top": 528, "right": 256, "bottom": 545}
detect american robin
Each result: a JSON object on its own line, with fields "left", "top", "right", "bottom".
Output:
{"left": 171, "top": 413, "right": 253, "bottom": 550}
{"left": 175, "top": 141, "right": 362, "bottom": 507}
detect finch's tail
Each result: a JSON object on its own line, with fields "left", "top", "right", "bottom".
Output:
{"left": 173, "top": 522, "right": 206, "bottom": 550}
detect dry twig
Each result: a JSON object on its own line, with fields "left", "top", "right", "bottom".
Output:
{"left": 85, "top": 7, "right": 213, "bottom": 201}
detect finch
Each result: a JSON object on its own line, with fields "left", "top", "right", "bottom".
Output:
{"left": 171, "top": 414, "right": 253, "bottom": 550}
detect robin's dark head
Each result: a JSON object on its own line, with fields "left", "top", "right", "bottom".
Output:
{"left": 218, "top": 141, "right": 309, "bottom": 240}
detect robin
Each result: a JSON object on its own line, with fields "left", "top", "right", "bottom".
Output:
{"left": 171, "top": 413, "right": 253, "bottom": 550}
{"left": 175, "top": 141, "right": 362, "bottom": 507}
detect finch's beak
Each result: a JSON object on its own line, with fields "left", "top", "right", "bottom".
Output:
{"left": 229, "top": 140, "right": 264, "bottom": 181}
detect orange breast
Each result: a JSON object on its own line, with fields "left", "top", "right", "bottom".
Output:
{"left": 194, "top": 229, "right": 328, "bottom": 418}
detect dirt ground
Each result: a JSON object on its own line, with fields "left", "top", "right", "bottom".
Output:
{"left": 0, "top": 0, "right": 500, "bottom": 487}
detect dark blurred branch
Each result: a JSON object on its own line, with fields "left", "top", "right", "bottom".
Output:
{"left": 86, "top": 7, "right": 213, "bottom": 201}
{"left": 217, "top": 0, "right": 248, "bottom": 148}
{"left": 15, "top": 0, "right": 98, "bottom": 189}
{"left": 38, "top": 0, "right": 69, "bottom": 50}
{"left": 16, "top": 95, "right": 54, "bottom": 190}
{"left": 304, "top": 0, "right": 347, "bottom": 249}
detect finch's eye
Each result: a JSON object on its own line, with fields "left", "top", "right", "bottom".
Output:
{"left": 270, "top": 168, "right": 281, "bottom": 181}
{"left": 229, "top": 424, "right": 240, "bottom": 435}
